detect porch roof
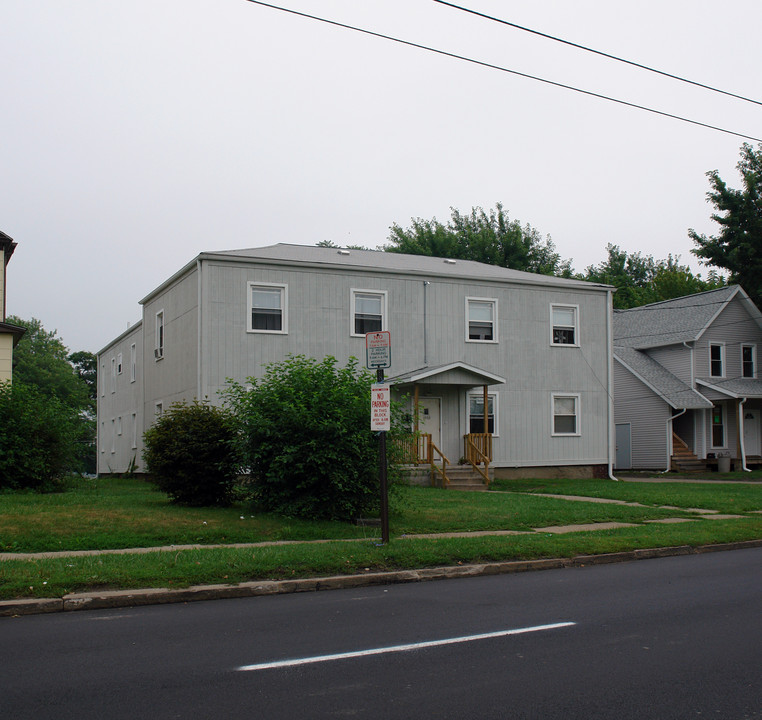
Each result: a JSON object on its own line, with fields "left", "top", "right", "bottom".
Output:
{"left": 387, "top": 361, "right": 506, "bottom": 388}
{"left": 615, "top": 347, "right": 713, "bottom": 409}
{"left": 696, "top": 377, "right": 762, "bottom": 400}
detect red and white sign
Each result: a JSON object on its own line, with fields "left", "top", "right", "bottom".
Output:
{"left": 366, "top": 331, "right": 391, "bottom": 369}
{"left": 370, "top": 383, "right": 391, "bottom": 432}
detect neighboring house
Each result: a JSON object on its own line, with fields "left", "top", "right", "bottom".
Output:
{"left": 0, "top": 231, "right": 25, "bottom": 384}
{"left": 613, "top": 285, "right": 762, "bottom": 471}
{"left": 97, "top": 244, "right": 616, "bottom": 479}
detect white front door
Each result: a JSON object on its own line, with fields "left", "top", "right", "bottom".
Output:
{"left": 419, "top": 397, "right": 441, "bottom": 451}
{"left": 743, "top": 410, "right": 761, "bottom": 456}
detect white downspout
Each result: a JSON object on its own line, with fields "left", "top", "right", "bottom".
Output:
{"left": 660, "top": 408, "right": 687, "bottom": 474}
{"left": 606, "top": 289, "right": 618, "bottom": 480}
{"left": 739, "top": 398, "right": 751, "bottom": 472}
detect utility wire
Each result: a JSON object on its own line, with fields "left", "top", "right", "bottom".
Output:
{"left": 434, "top": 0, "right": 762, "bottom": 107}
{"left": 243, "top": 1, "right": 762, "bottom": 143}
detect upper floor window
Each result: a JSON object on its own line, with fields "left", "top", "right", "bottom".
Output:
{"left": 110, "top": 357, "right": 116, "bottom": 393}
{"left": 130, "top": 343, "right": 137, "bottom": 383}
{"left": 352, "top": 289, "right": 386, "bottom": 336}
{"left": 155, "top": 310, "right": 165, "bottom": 360}
{"left": 466, "top": 297, "right": 497, "bottom": 342}
{"left": 552, "top": 393, "right": 580, "bottom": 436}
{"left": 551, "top": 304, "right": 579, "bottom": 346}
{"left": 709, "top": 343, "right": 724, "bottom": 377}
{"left": 742, "top": 345, "right": 756, "bottom": 378}
{"left": 116, "top": 352, "right": 123, "bottom": 375}
{"left": 467, "top": 392, "right": 497, "bottom": 435}
{"left": 248, "top": 282, "right": 287, "bottom": 334}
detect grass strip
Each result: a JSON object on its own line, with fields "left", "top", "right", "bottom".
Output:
{"left": 2, "top": 517, "right": 760, "bottom": 601}
{"left": 490, "top": 477, "right": 762, "bottom": 513}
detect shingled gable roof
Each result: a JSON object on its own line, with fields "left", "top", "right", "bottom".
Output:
{"left": 613, "top": 285, "right": 762, "bottom": 350}
{"left": 614, "top": 346, "right": 712, "bottom": 409}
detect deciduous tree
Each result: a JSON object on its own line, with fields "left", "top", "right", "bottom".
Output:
{"left": 385, "top": 203, "right": 572, "bottom": 276}
{"left": 690, "top": 143, "right": 762, "bottom": 302}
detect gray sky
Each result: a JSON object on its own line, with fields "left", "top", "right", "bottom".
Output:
{"left": 2, "top": 0, "right": 760, "bottom": 352}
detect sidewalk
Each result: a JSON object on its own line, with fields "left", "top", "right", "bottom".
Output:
{"left": 2, "top": 489, "right": 759, "bottom": 617}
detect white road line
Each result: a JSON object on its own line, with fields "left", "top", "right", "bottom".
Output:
{"left": 237, "top": 621, "right": 576, "bottom": 672}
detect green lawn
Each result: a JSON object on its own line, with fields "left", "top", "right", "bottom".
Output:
{"left": 1, "top": 475, "right": 760, "bottom": 601}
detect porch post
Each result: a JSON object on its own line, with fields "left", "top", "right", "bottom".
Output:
{"left": 483, "top": 384, "right": 488, "bottom": 434}
{"left": 414, "top": 384, "right": 420, "bottom": 434}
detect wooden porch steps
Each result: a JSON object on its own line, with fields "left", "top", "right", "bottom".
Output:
{"left": 671, "top": 433, "right": 707, "bottom": 473}
{"left": 439, "top": 465, "right": 491, "bottom": 491}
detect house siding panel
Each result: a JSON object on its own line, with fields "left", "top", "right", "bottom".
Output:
{"left": 99, "top": 248, "right": 614, "bottom": 475}
{"left": 614, "top": 360, "right": 670, "bottom": 468}
{"left": 96, "top": 322, "right": 143, "bottom": 474}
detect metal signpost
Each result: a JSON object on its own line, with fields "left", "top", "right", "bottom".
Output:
{"left": 366, "top": 331, "right": 391, "bottom": 544}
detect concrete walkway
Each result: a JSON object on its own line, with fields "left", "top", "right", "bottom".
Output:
{"left": 2, "top": 485, "right": 759, "bottom": 617}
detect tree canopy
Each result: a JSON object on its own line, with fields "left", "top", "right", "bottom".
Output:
{"left": 690, "top": 143, "right": 762, "bottom": 304}
{"left": 8, "top": 316, "right": 90, "bottom": 410}
{"left": 385, "top": 203, "right": 572, "bottom": 276}
{"left": 580, "top": 244, "right": 724, "bottom": 309}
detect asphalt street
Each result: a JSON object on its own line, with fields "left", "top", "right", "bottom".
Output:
{"left": 2, "top": 547, "right": 760, "bottom": 719}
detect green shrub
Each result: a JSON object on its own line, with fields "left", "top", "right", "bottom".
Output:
{"left": 0, "top": 381, "right": 81, "bottom": 490}
{"left": 225, "top": 355, "right": 398, "bottom": 521}
{"left": 142, "top": 400, "right": 240, "bottom": 506}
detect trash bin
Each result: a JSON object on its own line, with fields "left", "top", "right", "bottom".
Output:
{"left": 717, "top": 456, "right": 731, "bottom": 473}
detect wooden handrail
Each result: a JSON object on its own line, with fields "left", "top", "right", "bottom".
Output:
{"left": 464, "top": 433, "right": 491, "bottom": 487}
{"left": 427, "top": 436, "right": 450, "bottom": 487}
{"left": 392, "top": 432, "right": 449, "bottom": 486}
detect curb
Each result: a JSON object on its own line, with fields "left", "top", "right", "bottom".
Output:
{"left": 2, "top": 539, "right": 761, "bottom": 617}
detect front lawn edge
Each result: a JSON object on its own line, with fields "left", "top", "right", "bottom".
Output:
{"left": 3, "top": 539, "right": 761, "bottom": 617}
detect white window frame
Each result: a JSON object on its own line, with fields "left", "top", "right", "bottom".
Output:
{"left": 130, "top": 343, "right": 137, "bottom": 383}
{"left": 465, "top": 297, "right": 498, "bottom": 343}
{"left": 110, "top": 358, "right": 116, "bottom": 394}
{"left": 116, "top": 416, "right": 123, "bottom": 436}
{"left": 155, "top": 401, "right": 163, "bottom": 417}
{"left": 550, "top": 303, "right": 580, "bottom": 347}
{"left": 551, "top": 393, "right": 581, "bottom": 437}
{"left": 155, "top": 310, "right": 165, "bottom": 360}
{"left": 742, "top": 344, "right": 756, "bottom": 378}
{"left": 711, "top": 403, "right": 725, "bottom": 448}
{"left": 101, "top": 363, "right": 106, "bottom": 397}
{"left": 116, "top": 352, "right": 123, "bottom": 375}
{"left": 131, "top": 412, "right": 138, "bottom": 450}
{"left": 709, "top": 342, "right": 725, "bottom": 378}
{"left": 247, "top": 282, "right": 288, "bottom": 334}
{"left": 466, "top": 391, "right": 499, "bottom": 436}
{"left": 100, "top": 421, "right": 105, "bottom": 454}
{"left": 110, "top": 418, "right": 116, "bottom": 454}
{"left": 350, "top": 288, "right": 387, "bottom": 337}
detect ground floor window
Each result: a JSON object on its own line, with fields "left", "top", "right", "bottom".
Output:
{"left": 712, "top": 404, "right": 725, "bottom": 447}
{"left": 552, "top": 393, "right": 580, "bottom": 436}
{"left": 468, "top": 393, "right": 496, "bottom": 434}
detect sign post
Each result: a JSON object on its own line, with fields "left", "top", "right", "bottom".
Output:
{"left": 366, "top": 331, "right": 391, "bottom": 544}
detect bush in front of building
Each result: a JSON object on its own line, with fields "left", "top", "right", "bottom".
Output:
{"left": 142, "top": 400, "right": 240, "bottom": 506}
{"left": 0, "top": 381, "right": 81, "bottom": 490}
{"left": 225, "top": 354, "right": 392, "bottom": 522}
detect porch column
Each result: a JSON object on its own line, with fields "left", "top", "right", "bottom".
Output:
{"left": 414, "top": 383, "right": 420, "bottom": 434}
{"left": 483, "top": 384, "right": 488, "bottom": 434}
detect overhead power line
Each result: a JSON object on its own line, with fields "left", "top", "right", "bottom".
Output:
{"left": 433, "top": 0, "right": 762, "bottom": 107}
{"left": 243, "top": 1, "right": 762, "bottom": 143}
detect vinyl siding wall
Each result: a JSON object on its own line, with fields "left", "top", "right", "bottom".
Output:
{"left": 614, "top": 359, "right": 670, "bottom": 468}
{"left": 142, "top": 269, "right": 200, "bottom": 422}
{"left": 198, "top": 260, "right": 612, "bottom": 468}
{"left": 695, "top": 298, "right": 762, "bottom": 379}
{"left": 96, "top": 323, "right": 143, "bottom": 474}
